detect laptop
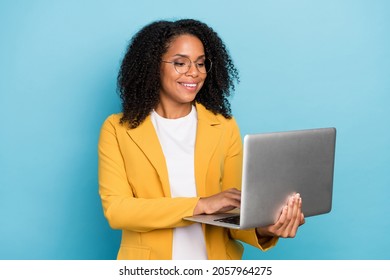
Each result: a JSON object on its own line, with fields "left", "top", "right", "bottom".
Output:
{"left": 184, "top": 127, "right": 336, "bottom": 229}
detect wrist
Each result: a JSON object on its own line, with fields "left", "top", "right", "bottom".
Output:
{"left": 193, "top": 198, "right": 204, "bottom": 215}
{"left": 256, "top": 227, "right": 273, "bottom": 238}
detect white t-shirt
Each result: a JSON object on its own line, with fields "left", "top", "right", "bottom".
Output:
{"left": 151, "top": 106, "right": 207, "bottom": 260}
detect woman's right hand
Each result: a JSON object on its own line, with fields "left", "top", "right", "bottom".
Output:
{"left": 193, "top": 188, "right": 241, "bottom": 215}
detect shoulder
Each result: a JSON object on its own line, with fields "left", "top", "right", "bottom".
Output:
{"left": 99, "top": 113, "right": 128, "bottom": 137}
{"left": 195, "top": 102, "right": 239, "bottom": 129}
{"left": 101, "top": 113, "right": 124, "bottom": 128}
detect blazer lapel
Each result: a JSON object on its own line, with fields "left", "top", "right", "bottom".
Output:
{"left": 194, "top": 103, "right": 222, "bottom": 198}
{"left": 126, "top": 115, "right": 171, "bottom": 197}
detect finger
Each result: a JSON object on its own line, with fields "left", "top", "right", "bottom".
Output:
{"left": 294, "top": 196, "right": 305, "bottom": 226}
{"left": 300, "top": 214, "right": 305, "bottom": 225}
{"left": 280, "top": 195, "right": 296, "bottom": 236}
{"left": 269, "top": 204, "right": 289, "bottom": 234}
{"left": 297, "top": 196, "right": 305, "bottom": 225}
{"left": 222, "top": 188, "right": 241, "bottom": 203}
{"left": 297, "top": 197, "right": 305, "bottom": 225}
{"left": 284, "top": 194, "right": 300, "bottom": 235}
{"left": 222, "top": 195, "right": 241, "bottom": 208}
{"left": 227, "top": 187, "right": 241, "bottom": 192}
{"left": 225, "top": 188, "right": 241, "bottom": 196}
{"left": 225, "top": 189, "right": 241, "bottom": 199}
{"left": 288, "top": 197, "right": 303, "bottom": 237}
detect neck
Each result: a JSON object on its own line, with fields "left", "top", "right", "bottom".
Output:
{"left": 155, "top": 102, "right": 193, "bottom": 119}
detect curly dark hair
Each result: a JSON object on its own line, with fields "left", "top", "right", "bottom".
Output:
{"left": 117, "top": 19, "right": 239, "bottom": 128}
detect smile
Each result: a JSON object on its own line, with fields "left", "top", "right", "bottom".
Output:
{"left": 179, "top": 82, "right": 197, "bottom": 89}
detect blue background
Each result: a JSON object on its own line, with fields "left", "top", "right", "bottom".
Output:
{"left": 1, "top": 0, "right": 389, "bottom": 260}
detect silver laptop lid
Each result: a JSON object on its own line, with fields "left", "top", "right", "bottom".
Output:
{"left": 240, "top": 127, "right": 336, "bottom": 228}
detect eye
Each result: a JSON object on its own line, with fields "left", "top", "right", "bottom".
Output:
{"left": 173, "top": 62, "right": 187, "bottom": 67}
{"left": 172, "top": 58, "right": 190, "bottom": 67}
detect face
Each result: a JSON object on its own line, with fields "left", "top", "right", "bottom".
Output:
{"left": 159, "top": 34, "right": 207, "bottom": 112}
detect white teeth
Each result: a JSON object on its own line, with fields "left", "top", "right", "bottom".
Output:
{"left": 181, "top": 83, "right": 196, "bottom": 88}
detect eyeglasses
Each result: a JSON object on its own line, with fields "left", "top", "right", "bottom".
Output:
{"left": 162, "top": 57, "right": 212, "bottom": 74}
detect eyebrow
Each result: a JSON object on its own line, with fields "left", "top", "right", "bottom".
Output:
{"left": 172, "top": 54, "right": 206, "bottom": 59}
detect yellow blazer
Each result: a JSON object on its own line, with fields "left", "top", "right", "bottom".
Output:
{"left": 98, "top": 103, "right": 278, "bottom": 259}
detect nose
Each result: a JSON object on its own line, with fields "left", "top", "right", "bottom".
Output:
{"left": 185, "top": 62, "right": 199, "bottom": 77}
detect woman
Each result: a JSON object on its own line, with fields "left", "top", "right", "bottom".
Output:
{"left": 98, "top": 19, "right": 304, "bottom": 260}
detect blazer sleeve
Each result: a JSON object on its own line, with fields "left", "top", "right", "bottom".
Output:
{"left": 223, "top": 117, "right": 278, "bottom": 251}
{"left": 98, "top": 115, "right": 199, "bottom": 233}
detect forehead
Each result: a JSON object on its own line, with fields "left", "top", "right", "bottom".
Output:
{"left": 164, "top": 34, "right": 205, "bottom": 56}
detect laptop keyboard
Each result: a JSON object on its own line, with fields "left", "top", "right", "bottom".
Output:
{"left": 214, "top": 215, "right": 240, "bottom": 225}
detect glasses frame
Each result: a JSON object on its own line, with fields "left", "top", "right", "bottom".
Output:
{"left": 161, "top": 57, "right": 212, "bottom": 74}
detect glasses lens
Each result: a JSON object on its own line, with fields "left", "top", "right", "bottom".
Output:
{"left": 173, "top": 57, "right": 191, "bottom": 74}
{"left": 197, "top": 58, "right": 212, "bottom": 74}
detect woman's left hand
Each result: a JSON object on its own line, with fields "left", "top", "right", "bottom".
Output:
{"left": 256, "top": 193, "right": 305, "bottom": 238}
